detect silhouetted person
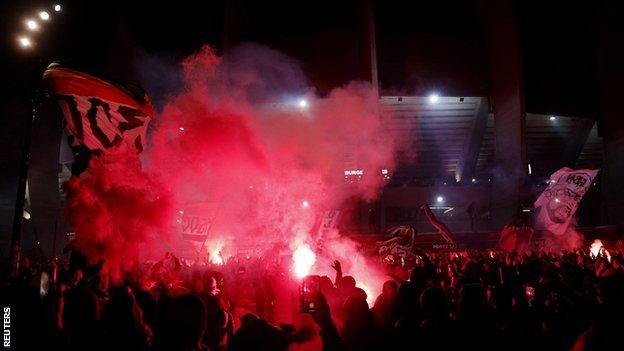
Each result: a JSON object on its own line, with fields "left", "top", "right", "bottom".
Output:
{"left": 456, "top": 283, "right": 499, "bottom": 349}
{"left": 154, "top": 293, "right": 208, "bottom": 351}
{"left": 573, "top": 273, "right": 624, "bottom": 350}
{"left": 341, "top": 293, "right": 380, "bottom": 351}
{"left": 100, "top": 287, "right": 152, "bottom": 350}
{"left": 61, "top": 285, "right": 98, "bottom": 350}
{"left": 417, "top": 286, "right": 456, "bottom": 349}
{"left": 229, "top": 313, "right": 289, "bottom": 351}
{"left": 372, "top": 280, "right": 398, "bottom": 331}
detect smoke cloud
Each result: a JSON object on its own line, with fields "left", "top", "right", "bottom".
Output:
{"left": 65, "top": 44, "right": 407, "bottom": 295}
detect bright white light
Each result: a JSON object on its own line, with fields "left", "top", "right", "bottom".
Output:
{"left": 298, "top": 98, "right": 308, "bottom": 109}
{"left": 302, "top": 200, "right": 310, "bottom": 208}
{"left": 39, "top": 11, "right": 50, "bottom": 21}
{"left": 549, "top": 116, "right": 556, "bottom": 121}
{"left": 360, "top": 284, "right": 374, "bottom": 305}
{"left": 18, "top": 37, "right": 32, "bottom": 48}
{"left": 26, "top": 20, "right": 38, "bottom": 31}
{"left": 178, "top": 210, "right": 184, "bottom": 214}
{"left": 428, "top": 94, "right": 439, "bottom": 104}
{"left": 22, "top": 210, "right": 31, "bottom": 220}
{"left": 179, "top": 127, "right": 185, "bottom": 131}
{"left": 555, "top": 198, "right": 560, "bottom": 203}
{"left": 381, "top": 168, "right": 389, "bottom": 175}
{"left": 528, "top": 163, "right": 532, "bottom": 175}
{"left": 54, "top": 4, "right": 62, "bottom": 12}
{"left": 471, "top": 178, "right": 476, "bottom": 183}
{"left": 436, "top": 196, "right": 444, "bottom": 203}
{"left": 208, "top": 242, "right": 224, "bottom": 265}
{"left": 292, "top": 244, "right": 316, "bottom": 278}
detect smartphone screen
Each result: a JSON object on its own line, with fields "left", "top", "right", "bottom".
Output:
{"left": 40, "top": 271, "right": 50, "bottom": 297}
{"left": 300, "top": 275, "right": 321, "bottom": 313}
{"left": 525, "top": 285, "right": 535, "bottom": 306}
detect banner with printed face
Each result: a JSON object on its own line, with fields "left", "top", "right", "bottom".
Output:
{"left": 534, "top": 167, "right": 599, "bottom": 235}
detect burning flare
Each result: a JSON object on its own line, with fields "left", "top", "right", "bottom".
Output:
{"left": 207, "top": 241, "right": 225, "bottom": 265}
{"left": 589, "top": 239, "right": 611, "bottom": 262}
{"left": 293, "top": 244, "right": 316, "bottom": 278}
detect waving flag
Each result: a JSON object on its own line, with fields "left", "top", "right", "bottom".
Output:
{"left": 43, "top": 62, "right": 153, "bottom": 153}
{"left": 534, "top": 167, "right": 599, "bottom": 235}
{"left": 176, "top": 202, "right": 220, "bottom": 258}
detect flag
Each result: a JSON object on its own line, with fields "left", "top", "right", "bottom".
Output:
{"left": 43, "top": 62, "right": 153, "bottom": 153}
{"left": 318, "top": 209, "right": 341, "bottom": 236}
{"left": 534, "top": 167, "right": 599, "bottom": 235}
{"left": 176, "top": 202, "right": 219, "bottom": 258}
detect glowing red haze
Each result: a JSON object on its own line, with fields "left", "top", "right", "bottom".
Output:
{"left": 65, "top": 45, "right": 408, "bottom": 295}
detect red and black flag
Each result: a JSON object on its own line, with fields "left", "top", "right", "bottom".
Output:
{"left": 43, "top": 62, "right": 153, "bottom": 153}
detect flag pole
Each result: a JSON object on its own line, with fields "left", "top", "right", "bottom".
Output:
{"left": 9, "top": 93, "right": 38, "bottom": 277}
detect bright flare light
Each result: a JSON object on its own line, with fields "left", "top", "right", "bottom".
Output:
{"left": 436, "top": 195, "right": 444, "bottom": 203}
{"left": 26, "top": 20, "right": 38, "bottom": 31}
{"left": 298, "top": 98, "right": 308, "bottom": 109}
{"left": 428, "top": 94, "right": 439, "bottom": 104}
{"left": 360, "top": 284, "right": 374, "bottom": 305}
{"left": 39, "top": 11, "right": 50, "bottom": 21}
{"left": 549, "top": 116, "right": 556, "bottom": 121}
{"left": 589, "top": 239, "right": 610, "bottom": 261}
{"left": 18, "top": 37, "right": 32, "bottom": 48}
{"left": 302, "top": 200, "right": 310, "bottom": 208}
{"left": 292, "top": 244, "right": 316, "bottom": 278}
{"left": 54, "top": 4, "right": 62, "bottom": 12}
{"left": 179, "top": 127, "right": 185, "bottom": 131}
{"left": 208, "top": 243, "right": 225, "bottom": 265}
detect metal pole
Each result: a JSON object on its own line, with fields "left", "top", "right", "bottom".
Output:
{"left": 9, "top": 95, "right": 37, "bottom": 277}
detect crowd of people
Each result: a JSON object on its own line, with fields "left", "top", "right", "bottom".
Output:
{"left": 2, "top": 241, "right": 623, "bottom": 350}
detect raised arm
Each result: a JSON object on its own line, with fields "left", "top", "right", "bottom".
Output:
{"left": 331, "top": 260, "right": 343, "bottom": 286}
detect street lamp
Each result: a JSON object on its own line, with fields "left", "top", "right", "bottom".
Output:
{"left": 39, "top": 11, "right": 50, "bottom": 21}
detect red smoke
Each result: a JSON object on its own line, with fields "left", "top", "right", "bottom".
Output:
{"left": 66, "top": 45, "right": 406, "bottom": 294}
{"left": 65, "top": 145, "right": 174, "bottom": 279}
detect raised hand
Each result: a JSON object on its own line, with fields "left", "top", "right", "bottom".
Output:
{"left": 331, "top": 260, "right": 342, "bottom": 273}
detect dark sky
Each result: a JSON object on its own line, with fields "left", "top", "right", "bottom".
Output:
{"left": 0, "top": 0, "right": 605, "bottom": 118}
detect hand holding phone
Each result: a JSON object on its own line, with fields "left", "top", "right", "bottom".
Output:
{"left": 300, "top": 275, "right": 321, "bottom": 313}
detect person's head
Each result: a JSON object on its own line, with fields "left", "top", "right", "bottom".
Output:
{"left": 159, "top": 294, "right": 207, "bottom": 350}
{"left": 70, "top": 269, "right": 84, "bottom": 286}
{"left": 420, "top": 286, "right": 448, "bottom": 321}
{"left": 338, "top": 276, "right": 356, "bottom": 295}
{"left": 233, "top": 313, "right": 290, "bottom": 351}
{"left": 62, "top": 286, "right": 97, "bottom": 340}
{"left": 134, "top": 289, "right": 158, "bottom": 328}
{"left": 212, "top": 271, "right": 225, "bottom": 290}
{"left": 459, "top": 283, "right": 488, "bottom": 315}
{"left": 382, "top": 280, "right": 398, "bottom": 298}
{"left": 319, "top": 275, "right": 334, "bottom": 292}
{"left": 98, "top": 272, "right": 110, "bottom": 292}
{"left": 190, "top": 270, "right": 203, "bottom": 292}
{"left": 101, "top": 287, "right": 147, "bottom": 336}
{"left": 598, "top": 273, "right": 624, "bottom": 313}
{"left": 396, "top": 281, "right": 420, "bottom": 316}
{"left": 207, "top": 275, "right": 219, "bottom": 297}
{"left": 343, "top": 292, "right": 370, "bottom": 322}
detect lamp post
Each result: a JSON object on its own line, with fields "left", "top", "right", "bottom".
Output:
{"left": 9, "top": 4, "right": 63, "bottom": 277}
